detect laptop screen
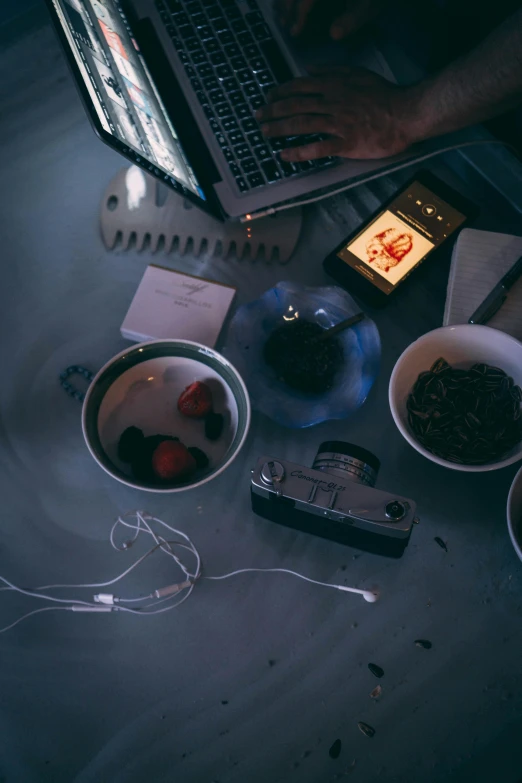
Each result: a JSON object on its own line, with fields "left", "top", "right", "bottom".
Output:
{"left": 49, "top": 0, "right": 205, "bottom": 199}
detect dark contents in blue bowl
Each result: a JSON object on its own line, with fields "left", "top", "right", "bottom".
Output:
{"left": 263, "top": 319, "right": 344, "bottom": 394}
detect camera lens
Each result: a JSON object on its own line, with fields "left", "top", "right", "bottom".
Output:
{"left": 313, "top": 442, "right": 380, "bottom": 487}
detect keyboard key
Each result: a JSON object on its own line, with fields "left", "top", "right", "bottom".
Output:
{"left": 166, "top": 0, "right": 184, "bottom": 12}
{"left": 222, "top": 147, "right": 235, "bottom": 162}
{"left": 198, "top": 25, "right": 214, "bottom": 39}
{"left": 297, "top": 160, "right": 314, "bottom": 171}
{"left": 230, "top": 55, "right": 248, "bottom": 70}
{"left": 222, "top": 77, "right": 240, "bottom": 91}
{"left": 209, "top": 88, "right": 225, "bottom": 103}
{"left": 185, "top": 65, "right": 196, "bottom": 77}
{"left": 190, "top": 77, "right": 203, "bottom": 91}
{"left": 192, "top": 12, "right": 207, "bottom": 26}
{"left": 253, "top": 144, "right": 271, "bottom": 160}
{"left": 224, "top": 5, "right": 242, "bottom": 19}
{"left": 241, "top": 116, "right": 258, "bottom": 132}
{"left": 261, "top": 160, "right": 282, "bottom": 181}
{"left": 216, "top": 63, "right": 233, "bottom": 78}
{"left": 197, "top": 63, "right": 214, "bottom": 77}
{"left": 268, "top": 136, "right": 284, "bottom": 151}
{"left": 208, "top": 117, "right": 221, "bottom": 133}
{"left": 178, "top": 24, "right": 196, "bottom": 38}
{"left": 249, "top": 95, "right": 264, "bottom": 109}
{"left": 236, "top": 30, "right": 254, "bottom": 46}
{"left": 215, "top": 102, "right": 233, "bottom": 118}
{"left": 236, "top": 176, "right": 248, "bottom": 192}
{"left": 191, "top": 50, "right": 208, "bottom": 64}
{"left": 185, "top": 37, "right": 203, "bottom": 52}
{"left": 252, "top": 23, "right": 272, "bottom": 41}
{"left": 224, "top": 42, "right": 242, "bottom": 58}
{"left": 245, "top": 10, "right": 264, "bottom": 25}
{"left": 247, "top": 172, "right": 265, "bottom": 188}
{"left": 218, "top": 30, "right": 235, "bottom": 44}
{"left": 229, "top": 162, "right": 241, "bottom": 177}
{"left": 186, "top": 0, "right": 202, "bottom": 10}
{"left": 235, "top": 104, "right": 251, "bottom": 119}
{"left": 195, "top": 89, "right": 207, "bottom": 105}
{"left": 260, "top": 80, "right": 276, "bottom": 94}
{"left": 202, "top": 0, "right": 216, "bottom": 6}
{"left": 222, "top": 116, "right": 239, "bottom": 131}
{"left": 204, "top": 39, "right": 220, "bottom": 52}
{"left": 216, "top": 132, "right": 227, "bottom": 147}
{"left": 249, "top": 56, "right": 266, "bottom": 71}
{"left": 228, "top": 130, "right": 245, "bottom": 145}
{"left": 234, "top": 144, "right": 251, "bottom": 159}
{"left": 280, "top": 159, "right": 298, "bottom": 177}
{"left": 236, "top": 69, "right": 252, "bottom": 84}
{"left": 203, "top": 76, "right": 220, "bottom": 90}
{"left": 178, "top": 50, "right": 190, "bottom": 64}
{"left": 203, "top": 104, "right": 215, "bottom": 119}
{"left": 231, "top": 18, "right": 247, "bottom": 33}
{"left": 210, "top": 51, "right": 227, "bottom": 65}
{"left": 209, "top": 11, "right": 227, "bottom": 27}
{"left": 255, "top": 69, "right": 272, "bottom": 85}
{"left": 247, "top": 130, "right": 264, "bottom": 146}
{"left": 258, "top": 39, "right": 292, "bottom": 83}
{"left": 243, "top": 43, "right": 260, "bottom": 59}
{"left": 244, "top": 82, "right": 261, "bottom": 98}
{"left": 229, "top": 91, "right": 246, "bottom": 107}
{"left": 241, "top": 157, "right": 258, "bottom": 173}
{"left": 172, "top": 11, "right": 190, "bottom": 26}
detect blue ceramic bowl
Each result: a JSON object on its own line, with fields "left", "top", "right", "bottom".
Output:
{"left": 224, "top": 281, "right": 381, "bottom": 428}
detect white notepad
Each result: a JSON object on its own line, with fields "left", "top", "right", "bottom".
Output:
{"left": 443, "top": 228, "right": 522, "bottom": 340}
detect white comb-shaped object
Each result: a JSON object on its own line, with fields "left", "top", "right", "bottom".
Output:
{"left": 100, "top": 167, "right": 303, "bottom": 264}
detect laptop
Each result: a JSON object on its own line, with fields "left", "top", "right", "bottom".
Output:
{"left": 45, "top": 0, "right": 407, "bottom": 220}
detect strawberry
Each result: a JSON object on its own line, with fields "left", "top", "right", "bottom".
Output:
{"left": 177, "top": 381, "right": 213, "bottom": 419}
{"left": 151, "top": 441, "right": 197, "bottom": 481}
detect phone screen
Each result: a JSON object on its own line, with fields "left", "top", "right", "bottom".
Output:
{"left": 335, "top": 180, "right": 467, "bottom": 295}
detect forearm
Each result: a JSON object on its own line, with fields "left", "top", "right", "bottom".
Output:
{"left": 405, "top": 9, "right": 522, "bottom": 141}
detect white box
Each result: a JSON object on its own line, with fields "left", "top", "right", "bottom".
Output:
{"left": 121, "top": 265, "right": 236, "bottom": 347}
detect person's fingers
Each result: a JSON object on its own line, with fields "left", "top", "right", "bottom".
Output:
{"left": 259, "top": 114, "right": 338, "bottom": 138}
{"left": 279, "top": 137, "right": 346, "bottom": 161}
{"left": 255, "top": 96, "right": 328, "bottom": 122}
{"left": 264, "top": 77, "right": 333, "bottom": 104}
{"left": 290, "top": 0, "right": 318, "bottom": 36}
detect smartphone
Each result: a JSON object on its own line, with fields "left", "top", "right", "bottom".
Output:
{"left": 323, "top": 171, "right": 478, "bottom": 307}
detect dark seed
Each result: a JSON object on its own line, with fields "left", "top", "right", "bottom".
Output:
{"left": 187, "top": 446, "right": 209, "bottom": 470}
{"left": 357, "top": 721, "right": 375, "bottom": 738}
{"left": 434, "top": 536, "right": 448, "bottom": 552}
{"left": 415, "top": 639, "right": 432, "bottom": 649}
{"left": 329, "top": 739, "right": 342, "bottom": 759}
{"left": 205, "top": 412, "right": 224, "bottom": 441}
{"left": 368, "top": 663, "right": 384, "bottom": 678}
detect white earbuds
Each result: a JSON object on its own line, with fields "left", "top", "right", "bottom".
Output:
{"left": 0, "top": 511, "right": 380, "bottom": 633}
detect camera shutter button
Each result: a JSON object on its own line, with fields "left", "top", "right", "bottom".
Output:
{"left": 385, "top": 501, "right": 406, "bottom": 521}
{"left": 260, "top": 461, "right": 286, "bottom": 495}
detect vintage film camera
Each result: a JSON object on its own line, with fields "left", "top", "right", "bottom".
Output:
{"left": 251, "top": 442, "right": 418, "bottom": 558}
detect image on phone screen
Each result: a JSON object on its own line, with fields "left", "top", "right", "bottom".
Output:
{"left": 336, "top": 181, "right": 468, "bottom": 295}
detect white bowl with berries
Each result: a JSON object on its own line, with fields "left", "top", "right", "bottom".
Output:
{"left": 82, "top": 340, "right": 251, "bottom": 492}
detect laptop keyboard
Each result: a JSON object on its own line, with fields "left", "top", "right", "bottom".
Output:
{"left": 154, "top": 0, "right": 335, "bottom": 192}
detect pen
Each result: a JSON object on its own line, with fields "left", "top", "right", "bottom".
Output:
{"left": 468, "top": 255, "right": 522, "bottom": 325}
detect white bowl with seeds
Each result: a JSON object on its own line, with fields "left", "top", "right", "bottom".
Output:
{"left": 389, "top": 325, "right": 522, "bottom": 472}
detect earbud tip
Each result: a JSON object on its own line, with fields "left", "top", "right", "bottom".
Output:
{"left": 363, "top": 590, "right": 379, "bottom": 603}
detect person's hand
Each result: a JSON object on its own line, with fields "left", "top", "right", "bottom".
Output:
{"left": 278, "top": 0, "right": 389, "bottom": 40}
{"left": 256, "top": 67, "right": 422, "bottom": 161}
